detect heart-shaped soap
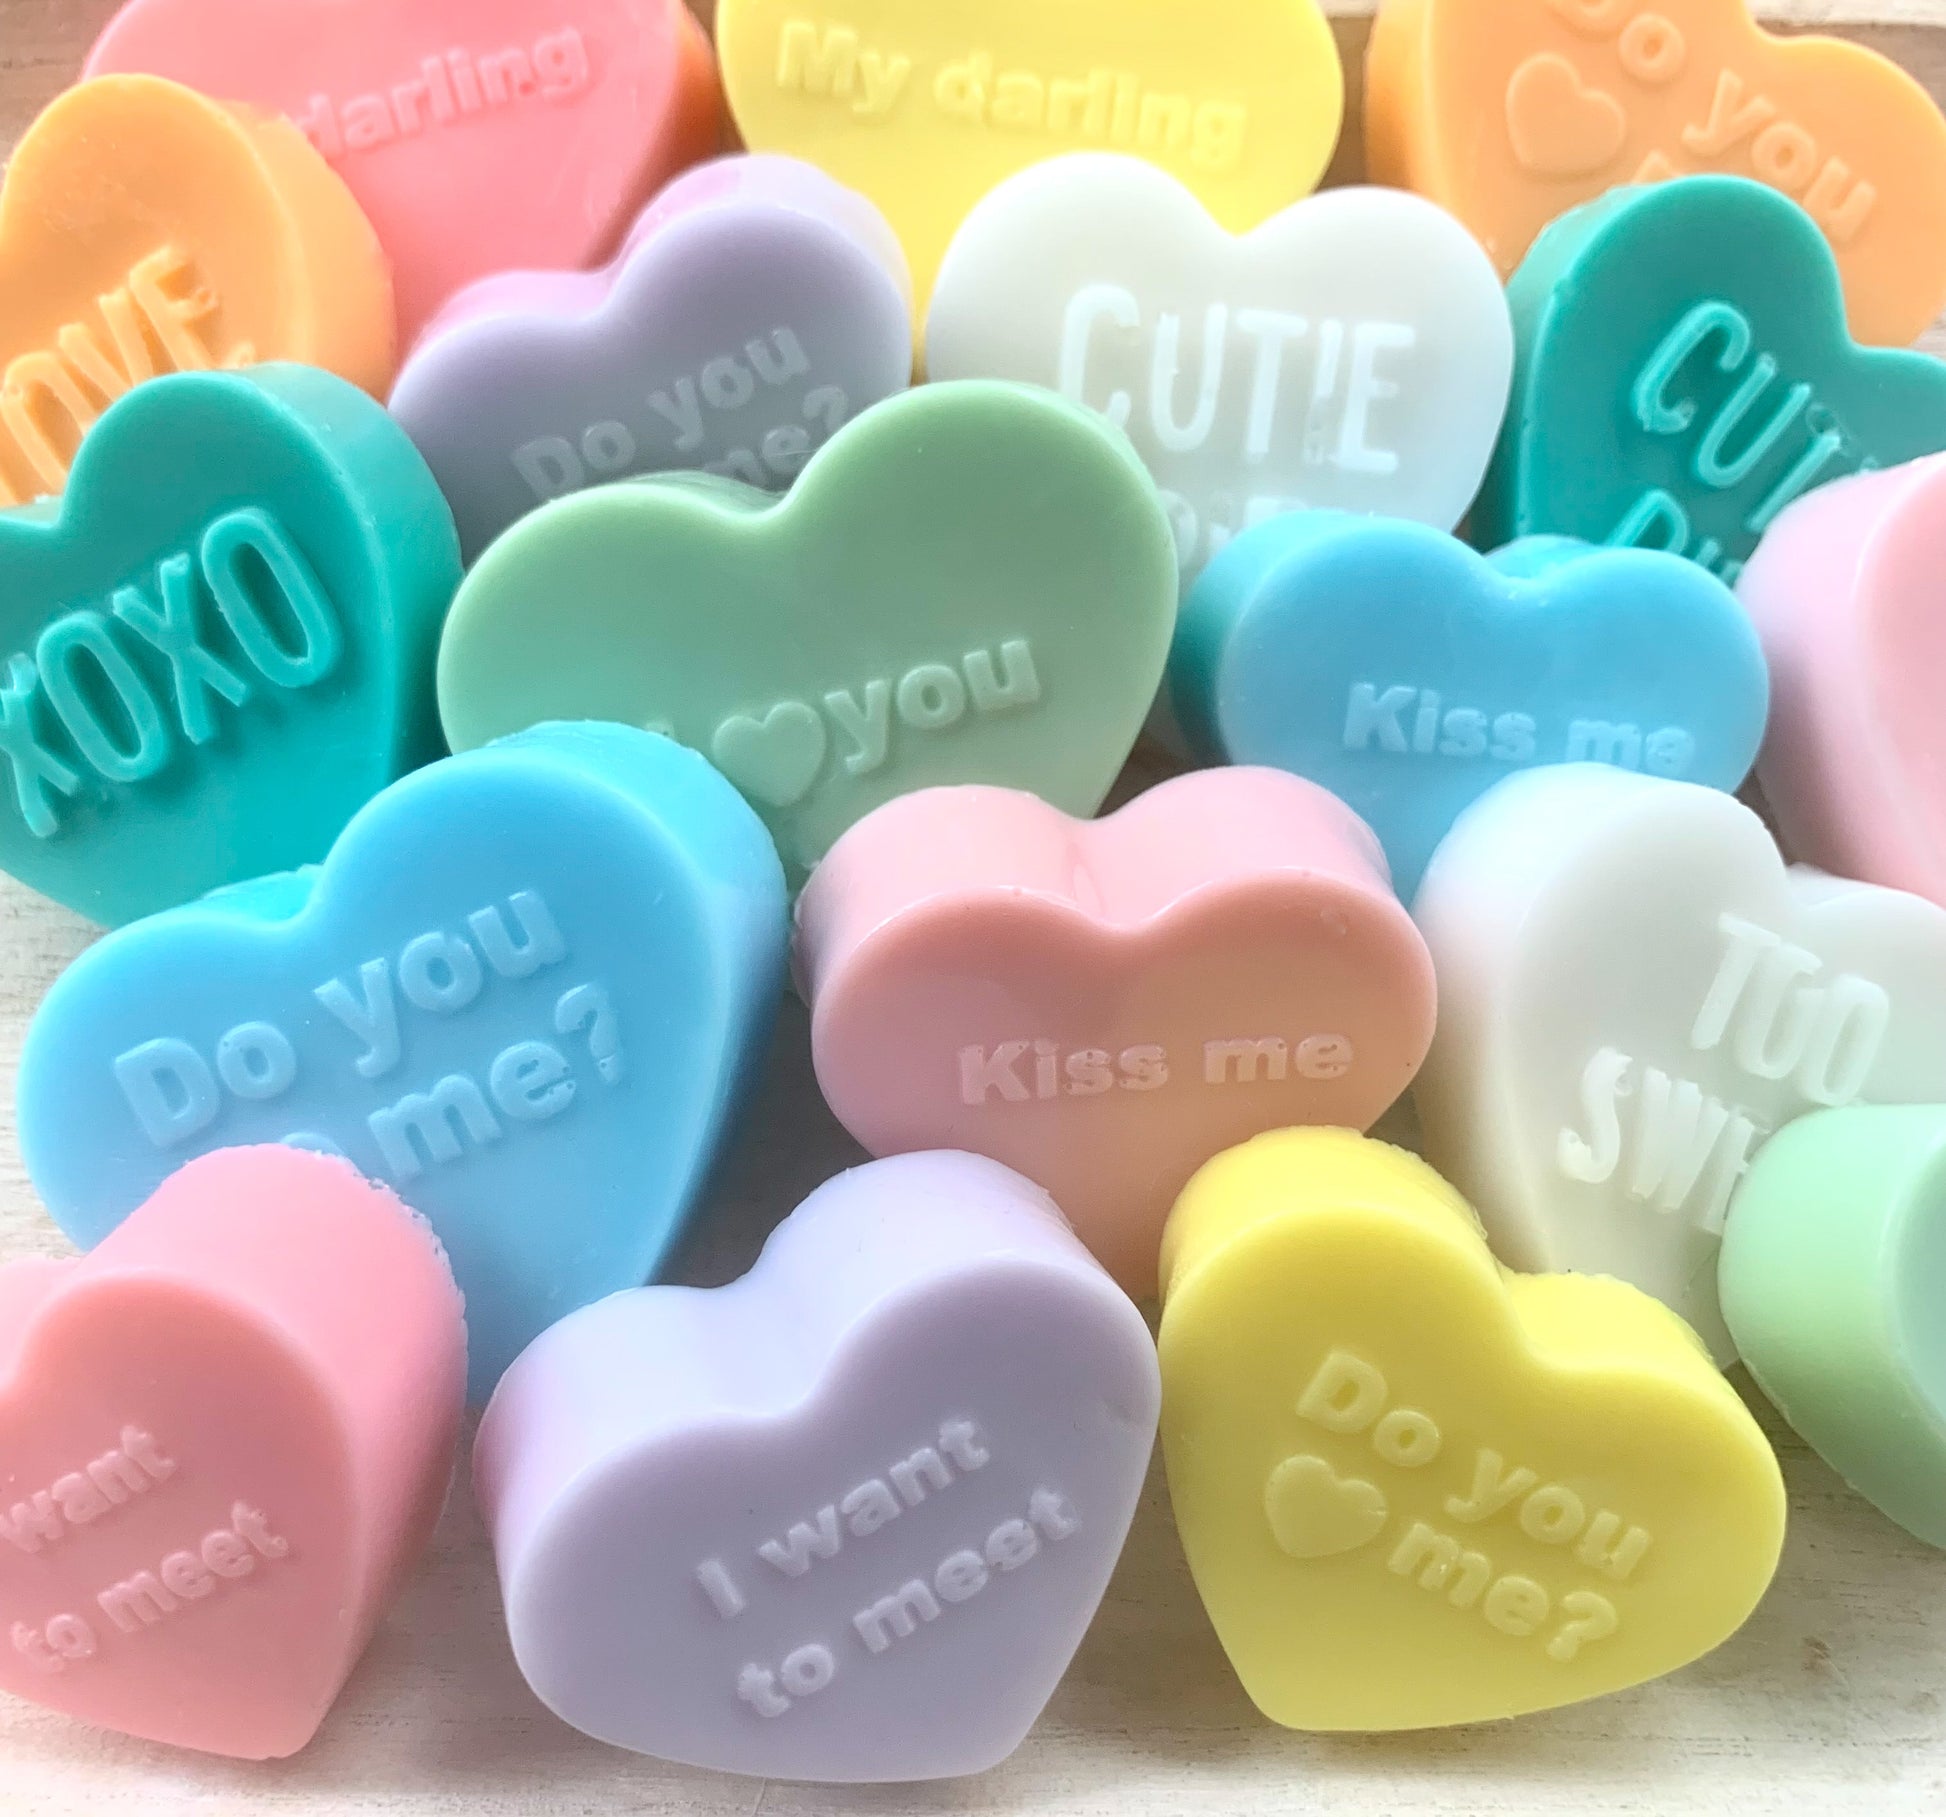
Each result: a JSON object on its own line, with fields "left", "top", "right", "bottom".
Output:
{"left": 1159, "top": 1127, "right": 1785, "bottom": 1730}
{"left": 1412, "top": 763, "right": 1946, "bottom": 1361}
{"left": 475, "top": 1149, "right": 1159, "bottom": 1781}
{"left": 1366, "top": 0, "right": 1946, "bottom": 346}
{"left": 0, "top": 364, "right": 460, "bottom": 927}
{"left": 715, "top": 0, "right": 1343, "bottom": 309}
{"left": 927, "top": 158, "right": 1513, "bottom": 580}
{"left": 1737, "top": 454, "right": 1946, "bottom": 910}
{"left": 1172, "top": 513, "right": 1769, "bottom": 895}
{"left": 1721, "top": 1105, "right": 1946, "bottom": 1550}
{"left": 87, "top": 0, "right": 722, "bottom": 345}
{"left": 437, "top": 382, "right": 1179, "bottom": 877}
{"left": 0, "top": 76, "right": 394, "bottom": 505}
{"left": 0, "top": 1145, "right": 464, "bottom": 1758}
{"left": 796, "top": 767, "right": 1436, "bottom": 1297}
{"left": 1472, "top": 176, "right": 1946, "bottom": 585}
{"left": 391, "top": 154, "right": 913, "bottom": 562}
{"left": 16, "top": 723, "right": 788, "bottom": 1399}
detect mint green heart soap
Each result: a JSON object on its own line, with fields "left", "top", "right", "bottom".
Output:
{"left": 1476, "top": 176, "right": 1946, "bottom": 585}
{"left": 0, "top": 364, "right": 461, "bottom": 927}
{"left": 1721, "top": 1106, "right": 1946, "bottom": 1550}
{"left": 436, "top": 381, "right": 1179, "bottom": 876}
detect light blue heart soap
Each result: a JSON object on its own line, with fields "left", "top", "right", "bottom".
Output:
{"left": 16, "top": 722, "right": 789, "bottom": 1399}
{"left": 1170, "top": 512, "right": 1771, "bottom": 896}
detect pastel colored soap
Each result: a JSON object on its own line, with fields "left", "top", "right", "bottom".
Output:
{"left": 475, "top": 1150, "right": 1158, "bottom": 1781}
{"left": 1159, "top": 1128, "right": 1784, "bottom": 1731}
{"left": 1738, "top": 455, "right": 1946, "bottom": 910}
{"left": 17, "top": 724, "right": 787, "bottom": 1399}
{"left": 88, "top": 0, "right": 722, "bottom": 345}
{"left": 1412, "top": 764, "right": 1946, "bottom": 1361}
{"left": 1366, "top": 0, "right": 1946, "bottom": 346}
{"left": 391, "top": 155, "right": 912, "bottom": 562}
{"left": 927, "top": 159, "right": 1513, "bottom": 581}
{"left": 437, "top": 383, "right": 1178, "bottom": 879}
{"left": 797, "top": 769, "right": 1436, "bottom": 1298}
{"left": 0, "top": 1145, "right": 464, "bottom": 1758}
{"left": 1171, "top": 513, "right": 1769, "bottom": 895}
{"left": 0, "top": 75, "right": 394, "bottom": 505}
{"left": 0, "top": 365, "right": 460, "bottom": 927}
{"left": 1474, "top": 176, "right": 1946, "bottom": 585}
{"left": 1720, "top": 1106, "right": 1946, "bottom": 1549}
{"left": 715, "top": 0, "right": 1344, "bottom": 309}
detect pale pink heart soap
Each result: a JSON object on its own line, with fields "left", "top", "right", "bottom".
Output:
{"left": 86, "top": 0, "right": 724, "bottom": 343}
{"left": 795, "top": 769, "right": 1438, "bottom": 1298}
{"left": 1739, "top": 454, "right": 1946, "bottom": 908}
{"left": 0, "top": 1145, "right": 465, "bottom": 1758}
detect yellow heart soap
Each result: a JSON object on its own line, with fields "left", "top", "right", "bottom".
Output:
{"left": 1158, "top": 1128, "right": 1785, "bottom": 1730}
{"left": 716, "top": 0, "right": 1343, "bottom": 310}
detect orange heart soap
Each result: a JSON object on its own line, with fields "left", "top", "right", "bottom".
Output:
{"left": 0, "top": 75, "right": 395, "bottom": 506}
{"left": 1367, "top": 0, "right": 1946, "bottom": 346}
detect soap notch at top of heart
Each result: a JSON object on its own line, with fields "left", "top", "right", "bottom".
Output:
{"left": 1366, "top": 0, "right": 1946, "bottom": 346}
{"left": 86, "top": 0, "right": 724, "bottom": 344}
{"left": 715, "top": 0, "right": 1345, "bottom": 308}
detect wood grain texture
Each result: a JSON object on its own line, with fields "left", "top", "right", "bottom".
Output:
{"left": 1, "top": 0, "right": 1944, "bottom": 1811}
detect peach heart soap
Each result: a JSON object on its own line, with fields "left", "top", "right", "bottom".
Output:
{"left": 1412, "top": 764, "right": 1946, "bottom": 1362}
{"left": 391, "top": 155, "right": 912, "bottom": 562}
{"left": 0, "top": 1145, "right": 464, "bottom": 1758}
{"left": 1158, "top": 1127, "right": 1784, "bottom": 1730}
{"left": 1738, "top": 455, "right": 1946, "bottom": 910}
{"left": 437, "top": 383, "right": 1178, "bottom": 878}
{"left": 796, "top": 769, "right": 1436, "bottom": 1298}
{"left": 16, "top": 724, "right": 788, "bottom": 1400}
{"left": 0, "top": 76, "right": 394, "bottom": 505}
{"left": 1473, "top": 177, "right": 1946, "bottom": 585}
{"left": 1171, "top": 513, "right": 1769, "bottom": 895}
{"left": 715, "top": 0, "right": 1344, "bottom": 310}
{"left": 1366, "top": 0, "right": 1946, "bottom": 346}
{"left": 88, "top": 0, "right": 722, "bottom": 345}
{"left": 1720, "top": 1106, "right": 1946, "bottom": 1549}
{"left": 0, "top": 365, "right": 460, "bottom": 928}
{"left": 927, "top": 158, "right": 1512, "bottom": 578}
{"left": 475, "top": 1150, "right": 1158, "bottom": 1781}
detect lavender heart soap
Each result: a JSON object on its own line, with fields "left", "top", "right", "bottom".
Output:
{"left": 473, "top": 1150, "right": 1159, "bottom": 1782}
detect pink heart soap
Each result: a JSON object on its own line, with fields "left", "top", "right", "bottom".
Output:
{"left": 0, "top": 1146, "right": 465, "bottom": 1758}
{"left": 795, "top": 770, "right": 1437, "bottom": 1297}
{"left": 474, "top": 1150, "right": 1159, "bottom": 1782}
{"left": 1739, "top": 454, "right": 1946, "bottom": 908}
{"left": 87, "top": 0, "right": 723, "bottom": 343}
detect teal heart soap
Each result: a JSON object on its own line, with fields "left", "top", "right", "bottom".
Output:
{"left": 436, "top": 382, "right": 1179, "bottom": 875}
{"left": 1474, "top": 176, "right": 1946, "bottom": 585}
{"left": 1721, "top": 1105, "right": 1946, "bottom": 1550}
{"left": 0, "top": 364, "right": 461, "bottom": 926}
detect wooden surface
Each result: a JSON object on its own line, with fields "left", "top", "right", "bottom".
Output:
{"left": 3, "top": 0, "right": 1946, "bottom": 1811}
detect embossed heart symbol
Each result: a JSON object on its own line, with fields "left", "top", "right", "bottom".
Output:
{"left": 88, "top": 0, "right": 722, "bottom": 342}
{"left": 438, "top": 383, "right": 1179, "bottom": 878}
{"left": 1503, "top": 54, "right": 1626, "bottom": 180}
{"left": 16, "top": 724, "right": 789, "bottom": 1399}
{"left": 1367, "top": 0, "right": 1946, "bottom": 343}
{"left": 713, "top": 701, "right": 830, "bottom": 808}
{"left": 797, "top": 767, "right": 1436, "bottom": 1297}
{"left": 475, "top": 1152, "right": 1159, "bottom": 1780}
{"left": 0, "top": 76, "right": 393, "bottom": 504}
{"left": 1412, "top": 764, "right": 1946, "bottom": 1360}
{"left": 0, "top": 365, "right": 460, "bottom": 927}
{"left": 1264, "top": 1455, "right": 1388, "bottom": 1561}
{"left": 1474, "top": 177, "right": 1946, "bottom": 585}
{"left": 1160, "top": 1128, "right": 1786, "bottom": 1730}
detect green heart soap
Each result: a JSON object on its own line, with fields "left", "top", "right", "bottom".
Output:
{"left": 436, "top": 382, "right": 1179, "bottom": 875}
{"left": 1474, "top": 175, "right": 1946, "bottom": 584}
{"left": 0, "top": 364, "right": 461, "bottom": 926}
